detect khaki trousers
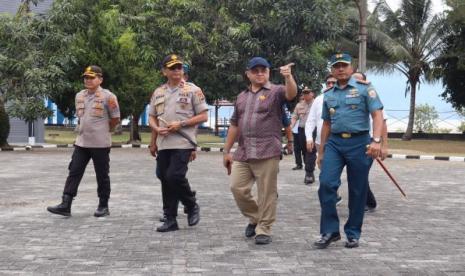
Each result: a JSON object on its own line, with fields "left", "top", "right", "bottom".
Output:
{"left": 230, "top": 157, "right": 280, "bottom": 236}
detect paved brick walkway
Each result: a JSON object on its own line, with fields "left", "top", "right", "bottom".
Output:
{"left": 0, "top": 148, "right": 464, "bottom": 275}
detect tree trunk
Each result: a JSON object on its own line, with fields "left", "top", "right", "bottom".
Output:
{"left": 0, "top": 97, "right": 10, "bottom": 147}
{"left": 402, "top": 80, "right": 417, "bottom": 140}
{"left": 129, "top": 114, "right": 141, "bottom": 144}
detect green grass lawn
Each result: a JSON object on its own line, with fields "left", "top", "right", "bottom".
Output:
{"left": 44, "top": 129, "right": 465, "bottom": 155}
{"left": 45, "top": 129, "right": 223, "bottom": 146}
{"left": 387, "top": 139, "right": 465, "bottom": 156}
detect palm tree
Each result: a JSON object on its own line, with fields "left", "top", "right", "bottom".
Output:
{"left": 368, "top": 0, "right": 446, "bottom": 140}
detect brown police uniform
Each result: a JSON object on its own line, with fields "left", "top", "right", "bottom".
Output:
{"left": 47, "top": 65, "right": 120, "bottom": 218}
{"left": 148, "top": 80, "right": 208, "bottom": 221}
{"left": 63, "top": 87, "right": 120, "bottom": 201}
{"left": 292, "top": 99, "right": 317, "bottom": 183}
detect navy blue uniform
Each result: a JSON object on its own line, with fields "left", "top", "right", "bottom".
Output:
{"left": 319, "top": 76, "right": 383, "bottom": 239}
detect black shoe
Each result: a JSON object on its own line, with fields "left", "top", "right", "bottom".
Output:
{"left": 187, "top": 204, "right": 200, "bottom": 226}
{"left": 47, "top": 194, "right": 73, "bottom": 216}
{"left": 255, "top": 234, "right": 272, "bottom": 245}
{"left": 304, "top": 172, "right": 315, "bottom": 185}
{"left": 159, "top": 214, "right": 167, "bottom": 222}
{"left": 345, "top": 238, "right": 359, "bottom": 248}
{"left": 94, "top": 206, "right": 110, "bottom": 217}
{"left": 245, "top": 223, "right": 257, "bottom": 238}
{"left": 313, "top": 232, "right": 341, "bottom": 249}
{"left": 156, "top": 218, "right": 179, "bottom": 232}
{"left": 365, "top": 205, "right": 376, "bottom": 213}
{"left": 292, "top": 165, "right": 303, "bottom": 170}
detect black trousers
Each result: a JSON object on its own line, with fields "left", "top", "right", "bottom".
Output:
{"left": 298, "top": 127, "right": 317, "bottom": 174}
{"left": 156, "top": 149, "right": 196, "bottom": 218}
{"left": 63, "top": 146, "right": 111, "bottom": 199}
{"left": 293, "top": 132, "right": 303, "bottom": 167}
{"left": 367, "top": 159, "right": 377, "bottom": 208}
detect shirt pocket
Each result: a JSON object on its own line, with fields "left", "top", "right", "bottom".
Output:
{"left": 345, "top": 96, "right": 362, "bottom": 110}
{"left": 92, "top": 101, "right": 105, "bottom": 117}
{"left": 326, "top": 98, "right": 339, "bottom": 118}
{"left": 76, "top": 101, "right": 85, "bottom": 117}
{"left": 176, "top": 96, "right": 193, "bottom": 117}
{"left": 256, "top": 96, "right": 273, "bottom": 113}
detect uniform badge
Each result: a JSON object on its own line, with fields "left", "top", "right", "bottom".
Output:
{"left": 329, "top": 108, "right": 336, "bottom": 115}
{"left": 259, "top": 95, "right": 266, "bottom": 101}
{"left": 108, "top": 97, "right": 118, "bottom": 109}
{"left": 195, "top": 90, "right": 205, "bottom": 101}
{"left": 368, "top": 89, "right": 377, "bottom": 98}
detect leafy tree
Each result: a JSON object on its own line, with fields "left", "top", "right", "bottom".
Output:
{"left": 436, "top": 0, "right": 465, "bottom": 112}
{"left": 368, "top": 0, "right": 446, "bottom": 140}
{"left": 414, "top": 103, "right": 438, "bottom": 133}
{"left": 0, "top": 6, "right": 56, "bottom": 138}
{"left": 45, "top": 0, "right": 159, "bottom": 142}
{"left": 135, "top": 0, "right": 344, "bottom": 103}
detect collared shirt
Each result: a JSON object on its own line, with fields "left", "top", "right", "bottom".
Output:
{"left": 305, "top": 93, "right": 324, "bottom": 144}
{"left": 230, "top": 82, "right": 286, "bottom": 161}
{"left": 148, "top": 81, "right": 208, "bottom": 150}
{"left": 75, "top": 87, "right": 120, "bottom": 148}
{"left": 322, "top": 77, "right": 383, "bottom": 133}
{"left": 292, "top": 100, "right": 312, "bottom": 128}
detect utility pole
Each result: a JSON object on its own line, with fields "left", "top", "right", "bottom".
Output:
{"left": 355, "top": 0, "right": 368, "bottom": 73}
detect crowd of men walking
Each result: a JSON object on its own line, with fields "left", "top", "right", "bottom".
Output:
{"left": 47, "top": 52, "right": 388, "bottom": 249}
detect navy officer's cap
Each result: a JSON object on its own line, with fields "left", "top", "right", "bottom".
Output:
{"left": 247, "top": 57, "right": 271, "bottom": 70}
{"left": 330, "top": 53, "right": 352, "bottom": 67}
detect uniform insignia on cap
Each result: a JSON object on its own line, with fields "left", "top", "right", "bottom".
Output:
{"left": 85, "top": 66, "right": 92, "bottom": 72}
{"left": 329, "top": 108, "right": 336, "bottom": 115}
{"left": 368, "top": 89, "right": 377, "bottom": 98}
{"left": 336, "top": 54, "right": 343, "bottom": 58}
{"left": 171, "top": 55, "right": 177, "bottom": 60}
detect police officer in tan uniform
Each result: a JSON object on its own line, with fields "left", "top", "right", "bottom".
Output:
{"left": 149, "top": 54, "right": 208, "bottom": 232}
{"left": 47, "top": 66, "right": 120, "bottom": 217}
{"left": 290, "top": 87, "right": 317, "bottom": 184}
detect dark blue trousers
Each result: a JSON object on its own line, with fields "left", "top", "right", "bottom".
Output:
{"left": 318, "top": 133, "right": 372, "bottom": 239}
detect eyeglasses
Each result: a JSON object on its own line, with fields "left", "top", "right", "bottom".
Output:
{"left": 326, "top": 81, "right": 336, "bottom": 85}
{"left": 250, "top": 67, "right": 268, "bottom": 74}
{"left": 84, "top": 76, "right": 96, "bottom": 80}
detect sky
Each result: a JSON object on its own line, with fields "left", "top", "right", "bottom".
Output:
{"left": 368, "top": 0, "right": 448, "bottom": 14}
{"left": 366, "top": 0, "right": 458, "bottom": 119}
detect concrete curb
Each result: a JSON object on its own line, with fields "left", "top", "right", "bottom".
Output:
{"left": 1, "top": 144, "right": 465, "bottom": 162}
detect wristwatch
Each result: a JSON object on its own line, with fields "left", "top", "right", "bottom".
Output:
{"left": 180, "top": 120, "right": 188, "bottom": 127}
{"left": 373, "top": 137, "right": 382, "bottom": 143}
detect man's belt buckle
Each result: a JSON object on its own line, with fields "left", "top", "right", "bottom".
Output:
{"left": 341, "top": 133, "right": 351, "bottom": 138}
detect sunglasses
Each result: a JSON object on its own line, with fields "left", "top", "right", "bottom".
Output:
{"left": 167, "top": 64, "right": 183, "bottom": 71}
{"left": 84, "top": 76, "right": 97, "bottom": 80}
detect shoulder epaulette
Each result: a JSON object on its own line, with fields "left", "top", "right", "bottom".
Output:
{"left": 323, "top": 86, "right": 333, "bottom": 93}
{"left": 356, "top": 79, "right": 371, "bottom": 85}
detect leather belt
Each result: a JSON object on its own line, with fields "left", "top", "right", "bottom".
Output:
{"left": 333, "top": 131, "right": 369, "bottom": 139}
